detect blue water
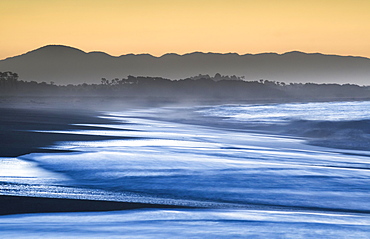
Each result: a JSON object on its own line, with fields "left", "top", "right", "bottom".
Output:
{"left": 199, "top": 101, "right": 370, "bottom": 123}
{"left": 1, "top": 101, "right": 370, "bottom": 238}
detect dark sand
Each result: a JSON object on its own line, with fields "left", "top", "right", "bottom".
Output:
{"left": 0, "top": 195, "right": 189, "bottom": 216}
{"left": 0, "top": 106, "right": 190, "bottom": 215}
{"left": 0, "top": 107, "right": 131, "bottom": 157}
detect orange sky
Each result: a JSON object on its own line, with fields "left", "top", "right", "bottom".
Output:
{"left": 1, "top": 0, "right": 369, "bottom": 60}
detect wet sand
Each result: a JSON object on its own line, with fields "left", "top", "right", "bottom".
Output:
{"left": 0, "top": 107, "right": 127, "bottom": 157}
{"left": 0, "top": 195, "right": 189, "bottom": 216}
{"left": 0, "top": 106, "right": 190, "bottom": 215}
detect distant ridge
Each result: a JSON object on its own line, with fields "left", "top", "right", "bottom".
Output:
{"left": 15, "top": 45, "right": 87, "bottom": 58}
{"left": 0, "top": 45, "right": 369, "bottom": 85}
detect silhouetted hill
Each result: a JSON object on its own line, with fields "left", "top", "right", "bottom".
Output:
{"left": 0, "top": 45, "right": 369, "bottom": 85}
{"left": 2, "top": 71, "right": 369, "bottom": 104}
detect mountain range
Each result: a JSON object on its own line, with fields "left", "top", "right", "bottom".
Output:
{"left": 0, "top": 45, "right": 369, "bottom": 85}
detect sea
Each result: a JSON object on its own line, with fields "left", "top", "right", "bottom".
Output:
{"left": 1, "top": 100, "right": 370, "bottom": 238}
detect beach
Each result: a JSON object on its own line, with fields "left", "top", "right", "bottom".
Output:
{"left": 0, "top": 105, "right": 192, "bottom": 215}
{"left": 1, "top": 101, "right": 370, "bottom": 238}
{"left": 0, "top": 195, "right": 189, "bottom": 216}
{"left": 0, "top": 106, "right": 125, "bottom": 157}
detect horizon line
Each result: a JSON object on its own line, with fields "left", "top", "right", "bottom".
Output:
{"left": 2, "top": 44, "right": 370, "bottom": 61}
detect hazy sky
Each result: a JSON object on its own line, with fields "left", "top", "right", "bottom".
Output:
{"left": 1, "top": 0, "right": 369, "bottom": 59}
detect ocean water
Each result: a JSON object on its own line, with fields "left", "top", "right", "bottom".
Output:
{"left": 1, "top": 101, "right": 370, "bottom": 238}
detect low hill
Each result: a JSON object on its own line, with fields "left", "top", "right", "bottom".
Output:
{"left": 0, "top": 45, "right": 369, "bottom": 85}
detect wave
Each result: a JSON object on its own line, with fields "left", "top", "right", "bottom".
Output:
{"left": 282, "top": 119, "right": 370, "bottom": 150}
{"left": 196, "top": 101, "right": 370, "bottom": 151}
{"left": 17, "top": 111, "right": 370, "bottom": 214}
{"left": 2, "top": 208, "right": 370, "bottom": 238}
{"left": 3, "top": 102, "right": 370, "bottom": 238}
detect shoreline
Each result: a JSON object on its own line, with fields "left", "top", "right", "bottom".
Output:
{"left": 1, "top": 101, "right": 370, "bottom": 216}
{"left": 0, "top": 106, "right": 171, "bottom": 215}
{"left": 0, "top": 195, "right": 191, "bottom": 216}
{"left": 0, "top": 106, "right": 127, "bottom": 157}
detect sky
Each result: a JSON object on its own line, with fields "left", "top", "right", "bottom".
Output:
{"left": 1, "top": 0, "right": 370, "bottom": 60}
